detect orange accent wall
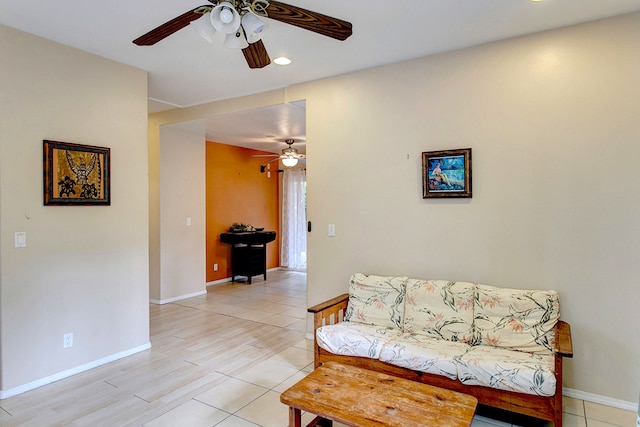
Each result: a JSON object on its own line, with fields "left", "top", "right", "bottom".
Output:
{"left": 206, "top": 141, "right": 280, "bottom": 282}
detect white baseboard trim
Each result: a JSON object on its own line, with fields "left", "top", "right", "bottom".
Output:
{"left": 206, "top": 277, "right": 233, "bottom": 287}
{"left": 563, "top": 388, "right": 638, "bottom": 412}
{"left": 0, "top": 342, "right": 152, "bottom": 400}
{"left": 150, "top": 290, "right": 206, "bottom": 305}
{"left": 305, "top": 333, "right": 314, "bottom": 341}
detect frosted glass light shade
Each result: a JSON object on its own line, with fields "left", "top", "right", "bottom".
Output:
{"left": 242, "top": 12, "right": 268, "bottom": 43}
{"left": 210, "top": 2, "right": 241, "bottom": 34}
{"left": 224, "top": 31, "right": 249, "bottom": 49}
{"left": 282, "top": 157, "right": 299, "bottom": 167}
{"left": 190, "top": 13, "right": 216, "bottom": 43}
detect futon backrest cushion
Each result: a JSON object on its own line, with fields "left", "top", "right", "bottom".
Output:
{"left": 344, "top": 273, "right": 407, "bottom": 329}
{"left": 403, "top": 280, "right": 475, "bottom": 344}
{"left": 473, "top": 284, "right": 560, "bottom": 353}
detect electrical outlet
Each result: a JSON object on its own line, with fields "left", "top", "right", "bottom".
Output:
{"left": 63, "top": 333, "right": 73, "bottom": 348}
{"left": 214, "top": 263, "right": 219, "bottom": 271}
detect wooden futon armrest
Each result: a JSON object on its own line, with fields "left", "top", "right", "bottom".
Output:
{"left": 308, "top": 293, "right": 349, "bottom": 329}
{"left": 555, "top": 320, "right": 573, "bottom": 358}
{"left": 308, "top": 293, "right": 349, "bottom": 313}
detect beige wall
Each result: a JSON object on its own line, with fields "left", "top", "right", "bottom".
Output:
{"left": 0, "top": 25, "right": 149, "bottom": 395}
{"left": 298, "top": 13, "right": 640, "bottom": 403}
{"left": 154, "top": 127, "right": 206, "bottom": 302}
{"left": 146, "top": 12, "right": 640, "bottom": 405}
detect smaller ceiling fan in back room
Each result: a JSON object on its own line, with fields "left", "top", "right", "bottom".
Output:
{"left": 133, "top": 0, "right": 353, "bottom": 69}
{"left": 254, "top": 139, "right": 305, "bottom": 167}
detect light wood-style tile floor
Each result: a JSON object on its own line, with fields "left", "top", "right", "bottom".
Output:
{"left": 0, "top": 269, "right": 636, "bottom": 427}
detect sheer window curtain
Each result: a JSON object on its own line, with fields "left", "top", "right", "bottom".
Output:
{"left": 281, "top": 169, "right": 307, "bottom": 270}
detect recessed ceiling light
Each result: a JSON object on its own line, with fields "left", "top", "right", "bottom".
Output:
{"left": 273, "top": 56, "right": 292, "bottom": 66}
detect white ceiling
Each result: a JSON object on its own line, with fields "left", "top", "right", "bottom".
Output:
{"left": 2, "top": 0, "right": 639, "bottom": 153}
{"left": 169, "top": 101, "right": 307, "bottom": 154}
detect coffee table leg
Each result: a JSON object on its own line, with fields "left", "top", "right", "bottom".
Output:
{"left": 317, "top": 417, "right": 333, "bottom": 426}
{"left": 288, "top": 407, "right": 302, "bottom": 427}
{"left": 307, "top": 416, "right": 333, "bottom": 427}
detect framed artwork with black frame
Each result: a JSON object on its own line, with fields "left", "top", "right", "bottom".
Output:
{"left": 43, "top": 140, "right": 111, "bottom": 206}
{"left": 422, "top": 148, "right": 472, "bottom": 198}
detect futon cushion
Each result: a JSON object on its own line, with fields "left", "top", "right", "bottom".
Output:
{"left": 316, "top": 322, "right": 402, "bottom": 360}
{"left": 457, "top": 345, "right": 556, "bottom": 396}
{"left": 473, "top": 284, "right": 560, "bottom": 353}
{"left": 379, "top": 333, "right": 471, "bottom": 380}
{"left": 344, "top": 273, "right": 408, "bottom": 329}
{"left": 403, "top": 279, "right": 475, "bottom": 343}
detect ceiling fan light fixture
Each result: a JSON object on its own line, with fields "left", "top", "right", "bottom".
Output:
{"left": 242, "top": 12, "right": 269, "bottom": 43}
{"left": 190, "top": 12, "right": 216, "bottom": 43}
{"left": 282, "top": 156, "right": 299, "bottom": 167}
{"left": 133, "top": 1, "right": 353, "bottom": 69}
{"left": 210, "top": 2, "right": 241, "bottom": 34}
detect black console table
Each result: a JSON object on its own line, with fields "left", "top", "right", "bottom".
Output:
{"left": 220, "top": 231, "right": 276, "bottom": 284}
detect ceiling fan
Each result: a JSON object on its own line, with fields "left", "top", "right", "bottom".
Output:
{"left": 253, "top": 139, "right": 305, "bottom": 167}
{"left": 133, "top": 0, "right": 353, "bottom": 69}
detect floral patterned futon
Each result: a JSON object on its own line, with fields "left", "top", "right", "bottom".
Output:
{"left": 316, "top": 273, "right": 561, "bottom": 397}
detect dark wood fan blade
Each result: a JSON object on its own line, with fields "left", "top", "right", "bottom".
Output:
{"left": 133, "top": 6, "right": 212, "bottom": 46}
{"left": 242, "top": 40, "right": 271, "bottom": 69}
{"left": 266, "top": 1, "right": 352, "bottom": 41}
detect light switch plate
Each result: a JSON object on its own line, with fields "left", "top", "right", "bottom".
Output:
{"left": 14, "top": 232, "right": 27, "bottom": 248}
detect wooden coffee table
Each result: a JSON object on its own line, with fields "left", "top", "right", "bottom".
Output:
{"left": 280, "top": 362, "right": 478, "bottom": 427}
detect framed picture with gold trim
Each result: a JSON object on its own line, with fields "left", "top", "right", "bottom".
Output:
{"left": 43, "top": 140, "right": 110, "bottom": 205}
{"left": 422, "top": 148, "right": 472, "bottom": 198}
